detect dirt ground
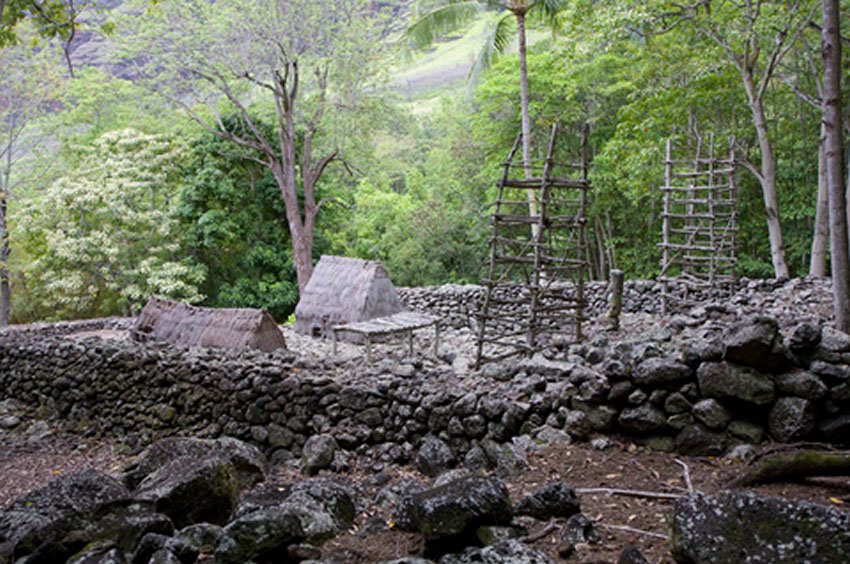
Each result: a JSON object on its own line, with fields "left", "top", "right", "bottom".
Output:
{"left": 2, "top": 430, "right": 848, "bottom": 563}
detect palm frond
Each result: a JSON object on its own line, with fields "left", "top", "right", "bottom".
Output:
{"left": 529, "top": 0, "right": 568, "bottom": 29}
{"left": 405, "top": 1, "right": 487, "bottom": 51}
{"left": 467, "top": 13, "right": 515, "bottom": 97}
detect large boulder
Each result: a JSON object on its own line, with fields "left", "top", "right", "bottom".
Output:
{"left": 723, "top": 316, "right": 792, "bottom": 373}
{"left": 618, "top": 404, "right": 667, "bottom": 434}
{"left": 214, "top": 508, "right": 304, "bottom": 564}
{"left": 669, "top": 491, "right": 850, "bottom": 563}
{"left": 513, "top": 483, "right": 580, "bottom": 521}
{"left": 0, "top": 469, "right": 169, "bottom": 564}
{"left": 441, "top": 539, "right": 552, "bottom": 563}
{"left": 768, "top": 397, "right": 816, "bottom": 442}
{"left": 123, "top": 437, "right": 267, "bottom": 490}
{"left": 632, "top": 357, "right": 692, "bottom": 388}
{"left": 416, "top": 435, "right": 457, "bottom": 478}
{"left": 697, "top": 362, "right": 775, "bottom": 405}
{"left": 394, "top": 475, "right": 512, "bottom": 541}
{"left": 133, "top": 456, "right": 239, "bottom": 528}
{"left": 300, "top": 434, "right": 338, "bottom": 476}
{"left": 233, "top": 479, "right": 356, "bottom": 544}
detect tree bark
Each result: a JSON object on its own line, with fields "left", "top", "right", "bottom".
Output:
{"left": 822, "top": 0, "right": 850, "bottom": 332}
{"left": 515, "top": 11, "right": 538, "bottom": 238}
{"left": 726, "top": 451, "right": 850, "bottom": 488}
{"left": 810, "top": 123, "right": 829, "bottom": 276}
{"left": 747, "top": 93, "right": 790, "bottom": 278}
{"left": 1, "top": 133, "right": 11, "bottom": 326}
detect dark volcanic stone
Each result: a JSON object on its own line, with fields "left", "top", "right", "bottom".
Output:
{"left": 416, "top": 435, "right": 457, "bottom": 477}
{"left": 123, "top": 437, "right": 266, "bottom": 491}
{"left": 669, "top": 491, "right": 850, "bottom": 563}
{"left": 393, "top": 475, "right": 512, "bottom": 541}
{"left": 301, "top": 434, "right": 338, "bottom": 476}
{"left": 723, "top": 316, "right": 792, "bottom": 373}
{"left": 134, "top": 456, "right": 239, "bottom": 528}
{"left": 214, "top": 508, "right": 304, "bottom": 564}
{"left": 514, "top": 482, "right": 580, "bottom": 521}
{"left": 618, "top": 404, "right": 666, "bottom": 434}
{"left": 440, "top": 539, "right": 551, "bottom": 563}
{"left": 632, "top": 357, "right": 692, "bottom": 388}
{"left": 768, "top": 397, "right": 816, "bottom": 442}
{"left": 697, "top": 362, "right": 775, "bottom": 405}
{"left": 788, "top": 322, "right": 821, "bottom": 353}
{"left": 674, "top": 425, "right": 726, "bottom": 456}
{"left": 775, "top": 371, "right": 827, "bottom": 400}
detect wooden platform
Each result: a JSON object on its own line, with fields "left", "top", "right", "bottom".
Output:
{"left": 331, "top": 311, "right": 439, "bottom": 362}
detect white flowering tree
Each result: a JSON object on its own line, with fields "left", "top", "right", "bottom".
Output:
{"left": 18, "top": 128, "right": 204, "bottom": 319}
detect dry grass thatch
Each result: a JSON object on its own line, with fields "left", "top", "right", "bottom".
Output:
{"left": 133, "top": 297, "right": 287, "bottom": 352}
{"left": 294, "top": 255, "right": 402, "bottom": 339}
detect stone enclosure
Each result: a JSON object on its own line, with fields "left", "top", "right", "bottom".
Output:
{"left": 1, "top": 277, "right": 848, "bottom": 462}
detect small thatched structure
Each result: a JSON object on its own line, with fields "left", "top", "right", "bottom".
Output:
{"left": 294, "top": 255, "right": 403, "bottom": 340}
{"left": 133, "top": 297, "right": 286, "bottom": 352}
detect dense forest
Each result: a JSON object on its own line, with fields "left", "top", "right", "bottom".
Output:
{"left": 0, "top": 0, "right": 848, "bottom": 324}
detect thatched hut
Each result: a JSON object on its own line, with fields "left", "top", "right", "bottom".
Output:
{"left": 294, "top": 255, "right": 403, "bottom": 339}
{"left": 133, "top": 297, "right": 287, "bottom": 352}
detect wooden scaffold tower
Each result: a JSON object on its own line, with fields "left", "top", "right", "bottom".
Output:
{"left": 659, "top": 133, "right": 738, "bottom": 314}
{"left": 475, "top": 124, "right": 590, "bottom": 368}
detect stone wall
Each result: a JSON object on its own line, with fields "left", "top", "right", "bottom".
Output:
{"left": 1, "top": 281, "right": 849, "bottom": 459}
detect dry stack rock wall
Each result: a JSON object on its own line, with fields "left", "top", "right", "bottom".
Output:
{"left": 1, "top": 278, "right": 848, "bottom": 460}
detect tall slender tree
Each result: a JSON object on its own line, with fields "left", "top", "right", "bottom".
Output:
{"left": 670, "top": 0, "right": 818, "bottom": 279}
{"left": 407, "top": 0, "right": 567, "bottom": 227}
{"left": 821, "top": 0, "right": 850, "bottom": 331}
{"left": 122, "top": 0, "right": 385, "bottom": 292}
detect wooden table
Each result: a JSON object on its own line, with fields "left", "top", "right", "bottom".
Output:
{"left": 332, "top": 311, "right": 440, "bottom": 362}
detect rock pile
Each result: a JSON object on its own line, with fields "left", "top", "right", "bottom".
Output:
{"left": 0, "top": 277, "right": 847, "bottom": 466}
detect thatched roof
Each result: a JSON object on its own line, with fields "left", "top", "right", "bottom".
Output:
{"left": 294, "top": 255, "right": 402, "bottom": 338}
{"left": 133, "top": 297, "right": 286, "bottom": 352}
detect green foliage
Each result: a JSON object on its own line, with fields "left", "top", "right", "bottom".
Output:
{"left": 176, "top": 117, "right": 299, "bottom": 321}
{"left": 15, "top": 129, "right": 204, "bottom": 320}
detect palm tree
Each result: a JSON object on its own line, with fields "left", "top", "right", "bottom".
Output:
{"left": 407, "top": 0, "right": 567, "bottom": 223}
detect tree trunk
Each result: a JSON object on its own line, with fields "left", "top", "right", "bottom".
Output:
{"left": 750, "top": 98, "right": 790, "bottom": 278}
{"left": 810, "top": 123, "right": 829, "bottom": 276}
{"left": 516, "top": 13, "right": 538, "bottom": 238}
{"left": 822, "top": 0, "right": 850, "bottom": 332}
{"left": 726, "top": 450, "right": 850, "bottom": 488}
{"left": 1, "top": 142, "right": 10, "bottom": 326}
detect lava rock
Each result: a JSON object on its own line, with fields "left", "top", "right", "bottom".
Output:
{"left": 691, "top": 399, "right": 731, "bottom": 431}
{"left": 133, "top": 456, "right": 239, "bottom": 528}
{"left": 674, "top": 425, "right": 727, "bottom": 456}
{"left": 0, "top": 469, "right": 131, "bottom": 563}
{"left": 394, "top": 475, "right": 512, "bottom": 541}
{"left": 768, "top": 397, "right": 816, "bottom": 442}
{"left": 775, "top": 371, "right": 828, "bottom": 400}
{"left": 123, "top": 437, "right": 266, "bottom": 491}
{"left": 820, "top": 326, "right": 850, "bottom": 353}
{"left": 416, "top": 435, "right": 457, "bottom": 477}
{"left": 618, "top": 404, "right": 667, "bottom": 434}
{"left": 514, "top": 482, "right": 580, "bottom": 520}
{"left": 669, "top": 491, "right": 850, "bottom": 563}
{"left": 301, "top": 434, "right": 338, "bottom": 476}
{"left": 618, "top": 544, "right": 649, "bottom": 564}
{"left": 561, "top": 513, "right": 599, "bottom": 545}
{"left": 632, "top": 357, "right": 692, "bottom": 388}
{"left": 819, "top": 414, "right": 850, "bottom": 443}
{"left": 440, "top": 539, "right": 551, "bottom": 564}
{"left": 723, "top": 316, "right": 792, "bottom": 373}
{"left": 788, "top": 322, "right": 821, "bottom": 353}
{"left": 697, "top": 362, "right": 775, "bottom": 405}
{"left": 214, "top": 508, "right": 304, "bottom": 564}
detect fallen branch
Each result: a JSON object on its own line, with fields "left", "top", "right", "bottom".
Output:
{"left": 675, "top": 458, "right": 694, "bottom": 492}
{"left": 750, "top": 443, "right": 844, "bottom": 465}
{"left": 520, "top": 519, "right": 560, "bottom": 543}
{"left": 726, "top": 450, "right": 850, "bottom": 488}
{"left": 576, "top": 487, "right": 682, "bottom": 500}
{"left": 598, "top": 523, "right": 668, "bottom": 539}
